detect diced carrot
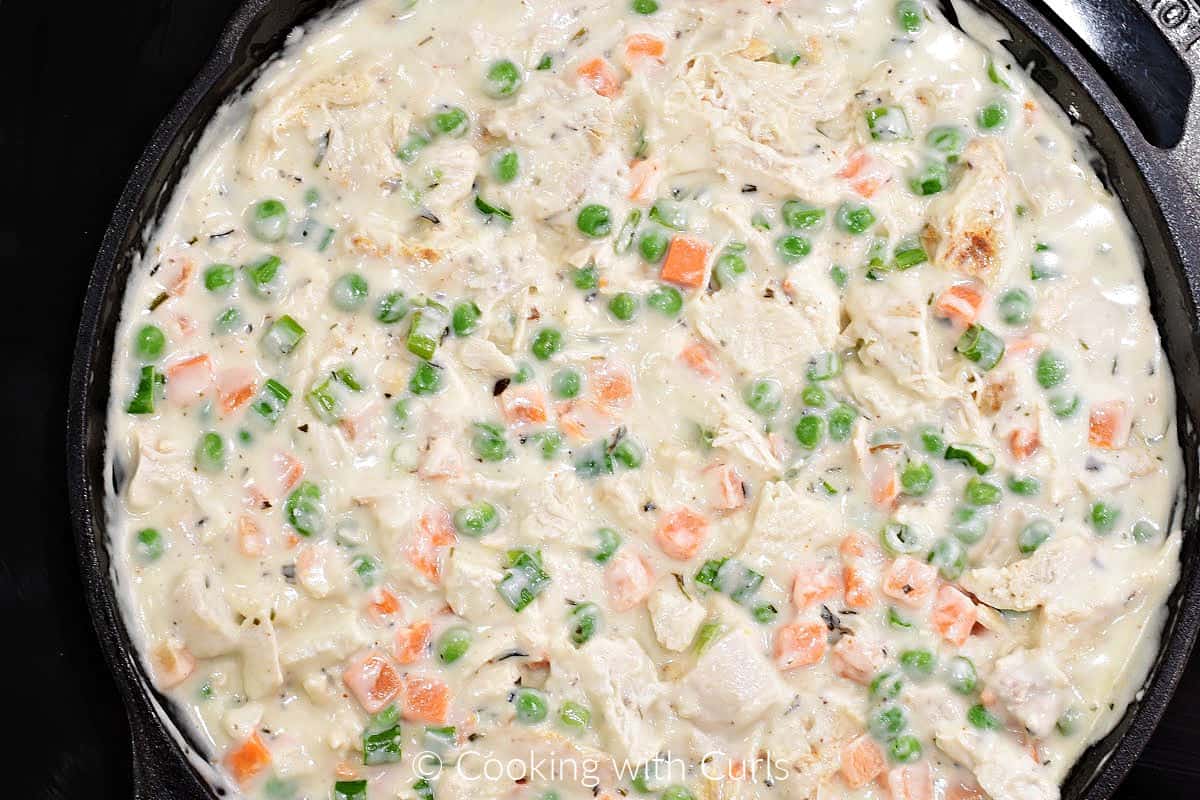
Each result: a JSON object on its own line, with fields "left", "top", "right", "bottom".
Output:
{"left": 655, "top": 507, "right": 709, "bottom": 560}
{"left": 557, "top": 399, "right": 609, "bottom": 442}
{"left": 932, "top": 585, "right": 977, "bottom": 646}
{"left": 839, "top": 532, "right": 869, "bottom": 560}
{"left": 343, "top": 651, "right": 404, "bottom": 713}
{"left": 498, "top": 384, "right": 549, "bottom": 429}
{"left": 401, "top": 673, "right": 450, "bottom": 723}
{"left": 158, "top": 255, "right": 195, "bottom": 297}
{"left": 577, "top": 57, "right": 621, "bottom": 98}
{"left": 946, "top": 782, "right": 988, "bottom": 800}
{"left": 237, "top": 516, "right": 265, "bottom": 558}
{"left": 934, "top": 283, "right": 985, "bottom": 328}
{"left": 792, "top": 562, "right": 841, "bottom": 611}
{"left": 831, "top": 635, "right": 882, "bottom": 684}
{"left": 882, "top": 556, "right": 939, "bottom": 607}
{"left": 406, "top": 506, "right": 457, "bottom": 584}
{"left": 174, "top": 313, "right": 198, "bottom": 338}
{"left": 1008, "top": 427, "right": 1040, "bottom": 460}
{"left": 216, "top": 367, "right": 256, "bottom": 414}
{"left": 851, "top": 177, "right": 882, "bottom": 198}
{"left": 334, "top": 762, "right": 359, "bottom": 781}
{"left": 588, "top": 360, "right": 635, "bottom": 413}
{"left": 705, "top": 463, "right": 746, "bottom": 510}
{"left": 394, "top": 620, "right": 432, "bottom": 664}
{"left": 870, "top": 465, "right": 900, "bottom": 509}
{"left": 1088, "top": 400, "right": 1131, "bottom": 449}
{"left": 225, "top": 732, "right": 271, "bottom": 786}
{"left": 887, "top": 762, "right": 933, "bottom": 800}
{"left": 836, "top": 149, "right": 870, "bottom": 179}
{"left": 605, "top": 549, "right": 655, "bottom": 611}
{"left": 273, "top": 451, "right": 305, "bottom": 495}
{"left": 366, "top": 586, "right": 402, "bottom": 624}
{"left": 165, "top": 354, "right": 214, "bottom": 406}
{"left": 774, "top": 621, "right": 828, "bottom": 670}
{"left": 842, "top": 565, "right": 875, "bottom": 609}
{"left": 151, "top": 639, "right": 196, "bottom": 689}
{"left": 295, "top": 541, "right": 341, "bottom": 598}
{"left": 839, "top": 735, "right": 885, "bottom": 789}
{"left": 627, "top": 159, "right": 661, "bottom": 203}
{"left": 623, "top": 33, "right": 666, "bottom": 70}
{"left": 660, "top": 235, "right": 710, "bottom": 289}
{"left": 679, "top": 341, "right": 720, "bottom": 380}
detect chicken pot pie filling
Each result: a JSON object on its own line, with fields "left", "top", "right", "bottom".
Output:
{"left": 106, "top": 0, "right": 1183, "bottom": 798}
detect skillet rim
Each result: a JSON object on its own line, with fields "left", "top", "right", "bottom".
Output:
{"left": 65, "top": 0, "right": 1200, "bottom": 797}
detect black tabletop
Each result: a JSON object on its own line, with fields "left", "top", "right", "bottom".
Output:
{"left": 0, "top": 0, "right": 1196, "bottom": 796}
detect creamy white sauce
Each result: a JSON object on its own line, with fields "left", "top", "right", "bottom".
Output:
{"left": 105, "top": 1, "right": 1183, "bottom": 799}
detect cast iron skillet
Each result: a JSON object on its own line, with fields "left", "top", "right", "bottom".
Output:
{"left": 66, "top": 0, "right": 1200, "bottom": 797}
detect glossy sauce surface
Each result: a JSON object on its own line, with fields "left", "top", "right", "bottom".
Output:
{"left": 106, "top": 1, "right": 1183, "bottom": 798}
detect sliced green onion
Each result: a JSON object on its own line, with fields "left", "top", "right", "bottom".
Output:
{"left": 363, "top": 704, "right": 403, "bottom": 766}
{"left": 251, "top": 378, "right": 292, "bottom": 427}
{"left": 781, "top": 200, "right": 825, "bottom": 230}
{"left": 866, "top": 105, "right": 912, "bottom": 141}
{"left": 498, "top": 549, "right": 550, "bottom": 612}
{"left": 649, "top": 199, "right": 688, "bottom": 231}
{"left": 928, "top": 536, "right": 966, "bottom": 580}
{"left": 407, "top": 301, "right": 449, "bottom": 360}
{"left": 1018, "top": 518, "right": 1053, "bottom": 554}
{"left": 472, "top": 421, "right": 509, "bottom": 461}
{"left": 452, "top": 301, "right": 481, "bottom": 336}
{"left": 260, "top": 315, "right": 306, "bottom": 358}
{"left": 475, "top": 194, "right": 513, "bottom": 223}
{"left": 956, "top": 324, "right": 1005, "bottom": 370}
{"left": 243, "top": 255, "right": 284, "bottom": 300}
{"left": 203, "top": 264, "right": 236, "bottom": 293}
{"left": 591, "top": 528, "right": 621, "bottom": 563}
{"left": 494, "top": 150, "right": 519, "bottom": 182}
{"left": 376, "top": 291, "right": 410, "bottom": 324}
{"left": 836, "top": 202, "right": 875, "bottom": 235}
{"left": 410, "top": 361, "right": 443, "bottom": 396}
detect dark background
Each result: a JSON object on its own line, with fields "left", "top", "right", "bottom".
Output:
{"left": 0, "top": 0, "right": 1196, "bottom": 796}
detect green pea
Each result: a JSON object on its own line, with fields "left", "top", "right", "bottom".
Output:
{"left": 612, "top": 435, "right": 645, "bottom": 469}
{"left": 752, "top": 602, "right": 778, "bottom": 623}
{"left": 744, "top": 378, "right": 783, "bottom": 417}
{"left": 882, "top": 521, "right": 922, "bottom": 555}
{"left": 512, "top": 362, "right": 534, "bottom": 384}
{"left": 591, "top": 528, "right": 621, "bottom": 564}
{"left": 1090, "top": 501, "right": 1120, "bottom": 533}
{"left": 472, "top": 422, "right": 509, "bottom": 462}
{"left": 781, "top": 200, "right": 825, "bottom": 229}
{"left": 577, "top": 204, "right": 612, "bottom": 238}
{"left": 978, "top": 101, "right": 1009, "bottom": 130}
{"left": 531, "top": 327, "right": 563, "bottom": 360}
{"left": 203, "top": 263, "right": 236, "bottom": 293}
{"left": 836, "top": 203, "right": 875, "bottom": 235}
{"left": 900, "top": 649, "right": 935, "bottom": 679}
{"left": 452, "top": 301, "right": 481, "bottom": 336}
{"left": 569, "top": 601, "right": 603, "bottom": 646}
{"left": 1035, "top": 350, "right": 1068, "bottom": 388}
{"left": 494, "top": 150, "right": 519, "bottom": 182}
{"left": 1007, "top": 474, "right": 1041, "bottom": 496}
{"left": 926, "top": 125, "right": 965, "bottom": 161}
{"left": 870, "top": 670, "right": 903, "bottom": 701}
{"left": 244, "top": 255, "right": 284, "bottom": 300}
{"left": 572, "top": 265, "right": 599, "bottom": 291}
{"left": 134, "top": 528, "right": 164, "bottom": 561}
{"left": 900, "top": 461, "right": 934, "bottom": 496}
{"left": 134, "top": 325, "right": 166, "bottom": 361}
{"left": 248, "top": 198, "right": 288, "bottom": 242}
{"left": 632, "top": 0, "right": 658, "bottom": 13}
{"left": 928, "top": 536, "right": 966, "bottom": 580}
{"left": 484, "top": 59, "right": 523, "bottom": 98}
{"left": 1049, "top": 392, "right": 1081, "bottom": 418}
{"left": 1057, "top": 707, "right": 1082, "bottom": 736}
{"left": 513, "top": 688, "right": 549, "bottom": 724}
{"left": 195, "top": 432, "right": 226, "bottom": 473}
{"left": 558, "top": 700, "right": 591, "bottom": 731}
{"left": 964, "top": 477, "right": 1002, "bottom": 505}
{"left": 376, "top": 291, "right": 409, "bottom": 324}
{"left": 392, "top": 398, "right": 410, "bottom": 429}
{"left": 806, "top": 351, "right": 842, "bottom": 381}
{"left": 552, "top": 368, "right": 583, "bottom": 399}
{"left": 869, "top": 705, "right": 907, "bottom": 740}
{"left": 410, "top": 361, "right": 443, "bottom": 395}
{"left": 947, "top": 655, "right": 977, "bottom": 694}
{"left": 713, "top": 247, "right": 748, "bottom": 287}
{"left": 660, "top": 788, "right": 693, "bottom": 800}
{"left": 793, "top": 414, "right": 824, "bottom": 449}
{"left": 967, "top": 703, "right": 1001, "bottom": 730}
{"left": 916, "top": 425, "right": 945, "bottom": 455}
{"left": 330, "top": 274, "right": 369, "bottom": 311}
{"left": 437, "top": 626, "right": 472, "bottom": 664}
{"left": 909, "top": 161, "right": 948, "bottom": 196}
{"left": 956, "top": 323, "right": 1006, "bottom": 371}
{"left": 888, "top": 735, "right": 922, "bottom": 763}
{"left": 454, "top": 501, "right": 500, "bottom": 537}
{"left": 646, "top": 285, "right": 683, "bottom": 316}
{"left": 536, "top": 429, "right": 563, "bottom": 460}
{"left": 609, "top": 292, "right": 639, "bottom": 321}
{"left": 430, "top": 106, "right": 469, "bottom": 137}
{"left": 828, "top": 404, "right": 857, "bottom": 442}
{"left": 776, "top": 234, "right": 812, "bottom": 263}
{"left": 801, "top": 383, "right": 827, "bottom": 408}
{"left": 949, "top": 505, "right": 989, "bottom": 544}
{"left": 896, "top": 0, "right": 923, "bottom": 33}
{"left": 638, "top": 228, "right": 670, "bottom": 262}
{"left": 1018, "top": 519, "right": 1053, "bottom": 554}
{"left": 285, "top": 482, "right": 325, "bottom": 537}
{"left": 830, "top": 264, "right": 849, "bottom": 290}
{"left": 214, "top": 306, "right": 243, "bottom": 334}
{"left": 998, "top": 288, "right": 1033, "bottom": 325}
{"left": 1132, "top": 519, "right": 1159, "bottom": 543}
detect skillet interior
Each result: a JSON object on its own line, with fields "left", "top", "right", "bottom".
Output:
{"left": 66, "top": 1, "right": 1200, "bottom": 797}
